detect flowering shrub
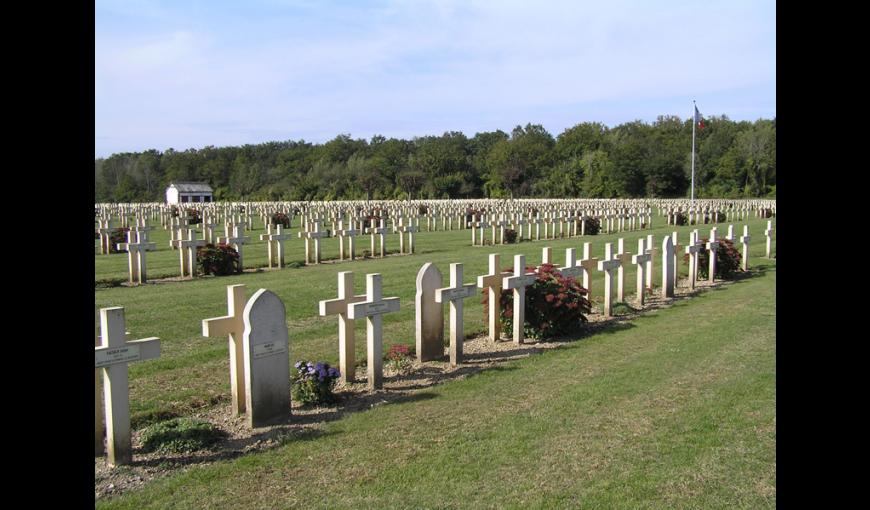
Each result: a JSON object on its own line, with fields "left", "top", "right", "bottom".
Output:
{"left": 584, "top": 217, "right": 601, "bottom": 235}
{"left": 504, "top": 228, "right": 518, "bottom": 244}
{"left": 683, "top": 238, "right": 743, "bottom": 280}
{"left": 418, "top": 205, "right": 429, "bottom": 215}
{"left": 196, "top": 243, "right": 240, "bottom": 276}
{"left": 271, "top": 212, "right": 291, "bottom": 228}
{"left": 673, "top": 212, "right": 688, "bottom": 226}
{"left": 760, "top": 208, "right": 774, "bottom": 218}
{"left": 384, "top": 344, "right": 414, "bottom": 375}
{"left": 292, "top": 361, "right": 341, "bottom": 405}
{"left": 109, "top": 227, "right": 130, "bottom": 253}
{"left": 185, "top": 209, "right": 202, "bottom": 224}
{"left": 170, "top": 206, "right": 179, "bottom": 218}
{"left": 483, "top": 264, "right": 591, "bottom": 340}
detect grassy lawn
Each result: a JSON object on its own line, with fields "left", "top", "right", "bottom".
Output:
{"left": 95, "top": 214, "right": 775, "bottom": 426}
{"left": 96, "top": 242, "right": 776, "bottom": 509}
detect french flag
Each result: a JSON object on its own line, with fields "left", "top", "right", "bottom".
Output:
{"left": 694, "top": 105, "right": 705, "bottom": 130}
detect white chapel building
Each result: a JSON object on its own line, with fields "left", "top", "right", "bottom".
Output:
{"left": 165, "top": 182, "right": 214, "bottom": 204}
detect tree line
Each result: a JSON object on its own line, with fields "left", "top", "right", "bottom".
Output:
{"left": 95, "top": 115, "right": 775, "bottom": 202}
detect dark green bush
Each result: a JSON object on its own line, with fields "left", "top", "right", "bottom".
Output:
{"left": 139, "top": 418, "right": 226, "bottom": 454}
{"left": 197, "top": 243, "right": 240, "bottom": 276}
{"left": 504, "top": 228, "right": 518, "bottom": 244}
{"left": 673, "top": 212, "right": 688, "bottom": 226}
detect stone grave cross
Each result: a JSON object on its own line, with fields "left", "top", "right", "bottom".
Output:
{"left": 319, "top": 271, "right": 367, "bottom": 383}
{"left": 597, "top": 243, "right": 622, "bottom": 318}
{"left": 337, "top": 220, "right": 358, "bottom": 261}
{"left": 615, "top": 238, "right": 634, "bottom": 302}
{"left": 477, "top": 253, "right": 509, "bottom": 342}
{"left": 661, "top": 236, "right": 675, "bottom": 298}
{"left": 765, "top": 220, "right": 774, "bottom": 258}
{"left": 502, "top": 254, "right": 538, "bottom": 344}
{"left": 644, "top": 234, "right": 658, "bottom": 291}
{"left": 202, "top": 284, "right": 249, "bottom": 415}
{"left": 117, "top": 230, "right": 156, "bottom": 285}
{"left": 348, "top": 273, "right": 401, "bottom": 390}
{"left": 96, "top": 219, "right": 113, "bottom": 255}
{"left": 177, "top": 228, "right": 205, "bottom": 278}
{"left": 740, "top": 225, "right": 751, "bottom": 271}
{"left": 435, "top": 263, "right": 477, "bottom": 366}
{"left": 632, "top": 238, "right": 652, "bottom": 307}
{"left": 218, "top": 225, "right": 251, "bottom": 271}
{"left": 684, "top": 230, "right": 702, "bottom": 290}
{"left": 577, "top": 242, "right": 600, "bottom": 300}
{"left": 706, "top": 228, "right": 720, "bottom": 283}
{"left": 95, "top": 307, "right": 161, "bottom": 466}
{"left": 304, "top": 219, "right": 327, "bottom": 264}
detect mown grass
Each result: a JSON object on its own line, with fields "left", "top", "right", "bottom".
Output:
{"left": 97, "top": 246, "right": 776, "bottom": 509}
{"left": 95, "top": 214, "right": 775, "bottom": 427}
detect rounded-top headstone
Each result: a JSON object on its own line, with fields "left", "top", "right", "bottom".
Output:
{"left": 242, "top": 289, "right": 291, "bottom": 428}
{"left": 416, "top": 262, "right": 444, "bottom": 362}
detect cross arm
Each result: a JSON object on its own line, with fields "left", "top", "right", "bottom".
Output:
{"left": 202, "top": 315, "right": 239, "bottom": 337}
{"left": 319, "top": 294, "right": 367, "bottom": 316}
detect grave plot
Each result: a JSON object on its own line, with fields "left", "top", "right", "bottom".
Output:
{"left": 95, "top": 208, "right": 775, "bottom": 499}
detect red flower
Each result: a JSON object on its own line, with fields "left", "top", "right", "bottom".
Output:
{"left": 545, "top": 294, "right": 555, "bottom": 302}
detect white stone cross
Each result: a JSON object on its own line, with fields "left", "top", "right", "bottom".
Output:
{"left": 218, "top": 225, "right": 251, "bottom": 271}
{"left": 242, "top": 289, "right": 291, "bottom": 428}
{"left": 541, "top": 246, "right": 553, "bottom": 266}
{"left": 489, "top": 216, "right": 506, "bottom": 245}
{"left": 502, "top": 254, "right": 538, "bottom": 344}
{"left": 706, "top": 228, "right": 720, "bottom": 283}
{"left": 597, "top": 243, "right": 622, "bottom": 318}
{"left": 202, "top": 284, "right": 249, "bottom": 416}
{"left": 177, "top": 228, "right": 205, "bottom": 278}
{"left": 632, "top": 238, "right": 652, "bottom": 307}
{"left": 645, "top": 234, "right": 658, "bottom": 291}
{"left": 578, "top": 242, "right": 600, "bottom": 300}
{"left": 740, "top": 225, "right": 751, "bottom": 271}
{"left": 685, "top": 230, "right": 702, "bottom": 290}
{"left": 303, "top": 219, "right": 327, "bottom": 264}
{"left": 671, "top": 231, "right": 683, "bottom": 290}
{"left": 661, "top": 236, "right": 675, "bottom": 298}
{"left": 513, "top": 214, "right": 527, "bottom": 241}
{"left": 348, "top": 273, "right": 401, "bottom": 390}
{"left": 366, "top": 218, "right": 388, "bottom": 257}
{"left": 614, "top": 238, "right": 633, "bottom": 302}
{"left": 117, "top": 230, "right": 156, "bottom": 284}
{"left": 96, "top": 219, "right": 113, "bottom": 255}
{"left": 95, "top": 307, "right": 160, "bottom": 466}
{"left": 558, "top": 248, "right": 585, "bottom": 281}
{"left": 477, "top": 253, "right": 509, "bottom": 342}
{"left": 260, "top": 224, "right": 292, "bottom": 269}
{"left": 765, "top": 220, "right": 774, "bottom": 258}
{"left": 397, "top": 217, "right": 419, "bottom": 254}
{"left": 435, "top": 263, "right": 477, "bottom": 366}
{"left": 337, "top": 221, "right": 359, "bottom": 261}
{"left": 319, "top": 271, "right": 367, "bottom": 383}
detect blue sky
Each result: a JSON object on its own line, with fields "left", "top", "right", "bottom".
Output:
{"left": 95, "top": 0, "right": 776, "bottom": 158}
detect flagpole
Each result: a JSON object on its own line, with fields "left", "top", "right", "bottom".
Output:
{"left": 691, "top": 100, "right": 696, "bottom": 201}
